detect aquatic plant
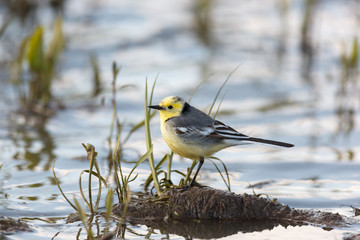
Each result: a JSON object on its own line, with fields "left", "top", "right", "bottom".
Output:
{"left": 112, "top": 134, "right": 153, "bottom": 203}
{"left": 52, "top": 143, "right": 108, "bottom": 239}
{"left": 52, "top": 144, "right": 106, "bottom": 218}
{"left": 192, "top": 0, "right": 213, "bottom": 47}
{"left": 340, "top": 37, "right": 358, "bottom": 83}
{"left": 335, "top": 37, "right": 359, "bottom": 137}
{"left": 90, "top": 54, "right": 103, "bottom": 97}
{"left": 73, "top": 197, "right": 95, "bottom": 239}
{"left": 300, "top": 0, "right": 318, "bottom": 81}
{"left": 105, "top": 62, "right": 159, "bottom": 199}
{"left": 10, "top": 17, "right": 64, "bottom": 113}
{"left": 80, "top": 144, "right": 106, "bottom": 221}
{"left": 106, "top": 62, "right": 121, "bottom": 165}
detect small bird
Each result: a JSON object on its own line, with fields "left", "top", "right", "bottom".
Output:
{"left": 149, "top": 96, "right": 294, "bottom": 186}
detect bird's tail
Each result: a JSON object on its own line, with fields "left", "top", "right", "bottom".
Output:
{"left": 246, "top": 137, "right": 294, "bottom": 148}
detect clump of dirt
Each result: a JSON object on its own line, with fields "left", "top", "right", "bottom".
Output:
{"left": 66, "top": 212, "right": 81, "bottom": 223}
{"left": 113, "top": 187, "right": 345, "bottom": 227}
{"left": 0, "top": 217, "right": 32, "bottom": 234}
{"left": 344, "top": 233, "right": 360, "bottom": 240}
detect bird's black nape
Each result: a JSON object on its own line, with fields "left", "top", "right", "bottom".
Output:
{"left": 181, "top": 102, "right": 191, "bottom": 114}
{"left": 247, "top": 137, "right": 294, "bottom": 148}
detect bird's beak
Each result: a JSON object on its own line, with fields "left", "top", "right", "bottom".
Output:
{"left": 148, "top": 105, "right": 164, "bottom": 110}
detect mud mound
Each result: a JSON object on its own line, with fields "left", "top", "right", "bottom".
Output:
{"left": 113, "top": 187, "right": 345, "bottom": 228}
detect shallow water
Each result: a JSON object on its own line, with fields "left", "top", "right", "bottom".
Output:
{"left": 1, "top": 0, "right": 360, "bottom": 239}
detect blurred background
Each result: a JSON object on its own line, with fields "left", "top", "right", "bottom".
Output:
{"left": 0, "top": 0, "right": 359, "bottom": 239}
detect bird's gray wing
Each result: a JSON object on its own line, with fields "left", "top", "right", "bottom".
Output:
{"left": 166, "top": 105, "right": 217, "bottom": 140}
{"left": 208, "top": 120, "right": 250, "bottom": 140}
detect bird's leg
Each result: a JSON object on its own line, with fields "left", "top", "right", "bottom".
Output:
{"left": 189, "top": 157, "right": 204, "bottom": 186}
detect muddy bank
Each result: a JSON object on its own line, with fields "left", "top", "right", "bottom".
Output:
{"left": 0, "top": 217, "right": 32, "bottom": 234}
{"left": 113, "top": 187, "right": 345, "bottom": 237}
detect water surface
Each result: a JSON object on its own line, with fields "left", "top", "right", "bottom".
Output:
{"left": 0, "top": 0, "right": 360, "bottom": 239}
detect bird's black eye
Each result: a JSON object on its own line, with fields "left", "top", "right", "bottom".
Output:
{"left": 168, "top": 105, "right": 173, "bottom": 109}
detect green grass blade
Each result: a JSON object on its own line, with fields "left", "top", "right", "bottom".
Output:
{"left": 144, "top": 79, "right": 161, "bottom": 195}
{"left": 51, "top": 161, "right": 77, "bottom": 211}
{"left": 112, "top": 135, "right": 123, "bottom": 202}
{"left": 27, "top": 26, "right": 44, "bottom": 72}
{"left": 82, "top": 170, "right": 107, "bottom": 187}
{"left": 124, "top": 173, "right": 138, "bottom": 185}
{"left": 172, "top": 170, "right": 187, "bottom": 177}
{"left": 213, "top": 91, "right": 227, "bottom": 119}
{"left": 79, "top": 170, "right": 91, "bottom": 211}
{"left": 128, "top": 144, "right": 153, "bottom": 178}
{"left": 350, "top": 37, "right": 358, "bottom": 68}
{"left": 184, "top": 159, "right": 198, "bottom": 184}
{"left": 208, "top": 64, "right": 241, "bottom": 115}
{"left": 46, "top": 18, "right": 64, "bottom": 62}
{"left": 188, "top": 73, "right": 213, "bottom": 103}
{"left": 209, "top": 157, "right": 231, "bottom": 191}
{"left": 149, "top": 73, "right": 159, "bottom": 106}
{"left": 93, "top": 161, "right": 103, "bottom": 212}
{"left": 105, "top": 188, "right": 114, "bottom": 222}
{"left": 108, "top": 62, "right": 121, "bottom": 161}
{"left": 90, "top": 54, "right": 102, "bottom": 97}
{"left": 82, "top": 143, "right": 97, "bottom": 213}
{"left": 166, "top": 152, "right": 174, "bottom": 181}
{"left": 73, "top": 197, "right": 94, "bottom": 240}
{"left": 121, "top": 185, "right": 131, "bottom": 219}
{"left": 123, "top": 111, "right": 156, "bottom": 144}
{"left": 144, "top": 153, "right": 167, "bottom": 190}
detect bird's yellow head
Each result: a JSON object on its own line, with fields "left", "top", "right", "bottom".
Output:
{"left": 148, "top": 96, "right": 185, "bottom": 123}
